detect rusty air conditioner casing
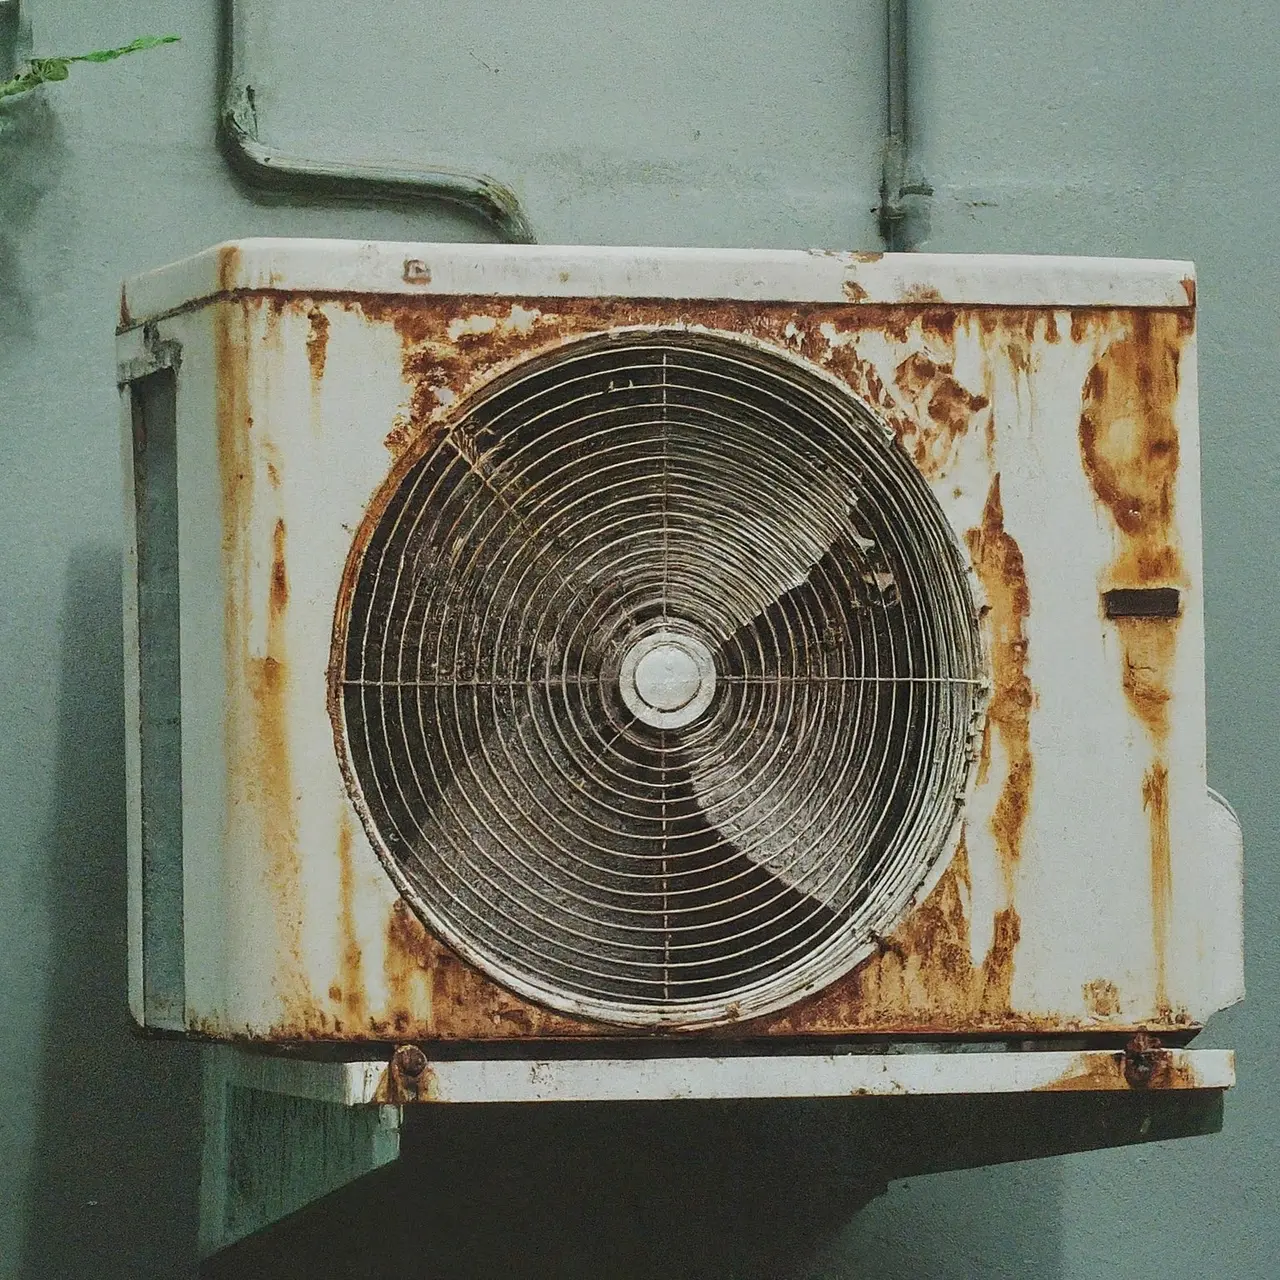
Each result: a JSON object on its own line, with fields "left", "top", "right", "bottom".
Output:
{"left": 118, "top": 240, "right": 1242, "bottom": 1105}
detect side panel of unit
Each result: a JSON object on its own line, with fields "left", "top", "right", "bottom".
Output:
{"left": 121, "top": 309, "right": 232, "bottom": 1031}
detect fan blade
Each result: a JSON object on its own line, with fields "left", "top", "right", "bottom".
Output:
{"left": 682, "top": 531, "right": 923, "bottom": 915}
{"left": 658, "top": 748, "right": 844, "bottom": 998}
{"left": 387, "top": 681, "right": 669, "bottom": 1004}
{"left": 662, "top": 414, "right": 863, "bottom": 643}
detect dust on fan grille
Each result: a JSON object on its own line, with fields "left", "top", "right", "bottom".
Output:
{"left": 334, "top": 328, "right": 985, "bottom": 1028}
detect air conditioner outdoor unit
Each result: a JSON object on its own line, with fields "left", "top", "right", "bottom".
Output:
{"left": 118, "top": 240, "right": 1242, "bottom": 1112}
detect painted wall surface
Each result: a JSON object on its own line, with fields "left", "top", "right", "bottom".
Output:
{"left": 1, "top": 0, "right": 1275, "bottom": 1276}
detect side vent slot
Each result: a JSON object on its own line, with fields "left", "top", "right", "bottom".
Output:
{"left": 131, "top": 368, "right": 185, "bottom": 1027}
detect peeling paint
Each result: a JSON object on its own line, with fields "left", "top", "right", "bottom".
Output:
{"left": 1083, "top": 978, "right": 1121, "bottom": 1017}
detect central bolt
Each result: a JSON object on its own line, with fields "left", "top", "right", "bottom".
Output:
{"left": 633, "top": 643, "right": 702, "bottom": 711}
{"left": 618, "top": 630, "right": 717, "bottom": 730}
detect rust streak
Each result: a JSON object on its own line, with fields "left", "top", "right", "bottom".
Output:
{"left": 1144, "top": 763, "right": 1173, "bottom": 1015}
{"left": 217, "top": 244, "right": 242, "bottom": 295}
{"left": 305, "top": 306, "right": 331, "bottom": 383}
{"left": 334, "top": 812, "right": 368, "bottom": 1030}
{"left": 217, "top": 302, "right": 310, "bottom": 1025}
{"left": 965, "top": 476, "right": 1033, "bottom": 896}
{"left": 268, "top": 517, "right": 289, "bottom": 614}
{"left": 1078, "top": 311, "right": 1187, "bottom": 1016}
{"left": 1078, "top": 313, "right": 1183, "bottom": 583}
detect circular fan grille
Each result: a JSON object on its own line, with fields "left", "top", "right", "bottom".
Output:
{"left": 333, "top": 328, "right": 986, "bottom": 1028}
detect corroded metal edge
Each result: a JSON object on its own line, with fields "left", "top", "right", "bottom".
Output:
{"left": 119, "top": 241, "right": 1196, "bottom": 332}
{"left": 214, "top": 1044, "right": 1233, "bottom": 1106}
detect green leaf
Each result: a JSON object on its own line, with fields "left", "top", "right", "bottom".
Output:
{"left": 68, "top": 35, "right": 181, "bottom": 65}
{"left": 0, "top": 35, "right": 179, "bottom": 101}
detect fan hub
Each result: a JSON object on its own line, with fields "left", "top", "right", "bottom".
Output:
{"left": 619, "top": 630, "right": 717, "bottom": 729}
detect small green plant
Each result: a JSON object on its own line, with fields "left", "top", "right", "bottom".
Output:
{"left": 0, "top": 34, "right": 178, "bottom": 101}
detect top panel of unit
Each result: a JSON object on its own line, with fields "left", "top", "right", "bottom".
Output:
{"left": 118, "top": 239, "right": 1197, "bottom": 331}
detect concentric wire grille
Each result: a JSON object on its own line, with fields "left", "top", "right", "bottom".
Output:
{"left": 333, "top": 328, "right": 986, "bottom": 1028}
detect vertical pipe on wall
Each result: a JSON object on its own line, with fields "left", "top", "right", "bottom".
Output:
{"left": 0, "top": 0, "right": 27, "bottom": 82}
{"left": 217, "top": 0, "right": 536, "bottom": 243}
{"left": 878, "top": 0, "right": 930, "bottom": 250}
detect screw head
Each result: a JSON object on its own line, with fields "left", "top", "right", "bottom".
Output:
{"left": 392, "top": 1044, "right": 428, "bottom": 1078}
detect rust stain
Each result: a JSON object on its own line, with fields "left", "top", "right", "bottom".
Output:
{"left": 268, "top": 518, "right": 289, "bottom": 614}
{"left": 1078, "top": 310, "right": 1188, "bottom": 1015}
{"left": 305, "top": 307, "right": 331, "bottom": 383}
{"left": 892, "top": 351, "right": 990, "bottom": 477}
{"left": 852, "top": 250, "right": 884, "bottom": 263}
{"left": 216, "top": 295, "right": 310, "bottom": 1025}
{"left": 920, "top": 308, "right": 957, "bottom": 340}
{"left": 965, "top": 476, "right": 1033, "bottom": 896}
{"left": 118, "top": 283, "right": 131, "bottom": 331}
{"left": 1144, "top": 763, "right": 1173, "bottom": 1015}
{"left": 333, "top": 811, "right": 368, "bottom": 1031}
{"left": 1078, "top": 312, "right": 1183, "bottom": 586}
{"left": 1117, "top": 617, "right": 1177, "bottom": 740}
{"left": 1036, "top": 1046, "right": 1203, "bottom": 1092}
{"left": 842, "top": 278, "right": 870, "bottom": 303}
{"left": 383, "top": 415, "right": 415, "bottom": 457}
{"left": 901, "top": 283, "right": 944, "bottom": 303}
{"left": 742, "top": 838, "right": 1027, "bottom": 1034}
{"left": 217, "top": 244, "right": 242, "bottom": 295}
{"left": 376, "top": 899, "right": 609, "bottom": 1040}
{"left": 383, "top": 899, "right": 431, "bottom": 1036}
{"left": 1082, "top": 978, "right": 1121, "bottom": 1017}
{"left": 1180, "top": 276, "right": 1196, "bottom": 308}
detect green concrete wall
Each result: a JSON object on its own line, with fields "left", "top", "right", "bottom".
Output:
{"left": 2, "top": 0, "right": 1275, "bottom": 1275}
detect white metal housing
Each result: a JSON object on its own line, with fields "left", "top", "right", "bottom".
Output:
{"left": 119, "top": 240, "right": 1241, "bottom": 1094}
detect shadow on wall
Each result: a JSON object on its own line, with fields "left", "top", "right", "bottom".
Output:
{"left": 0, "top": 90, "right": 65, "bottom": 339}
{"left": 196, "top": 1079, "right": 1241, "bottom": 1277}
{"left": 204, "top": 1099, "right": 887, "bottom": 1280}
{"left": 18, "top": 546, "right": 201, "bottom": 1280}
